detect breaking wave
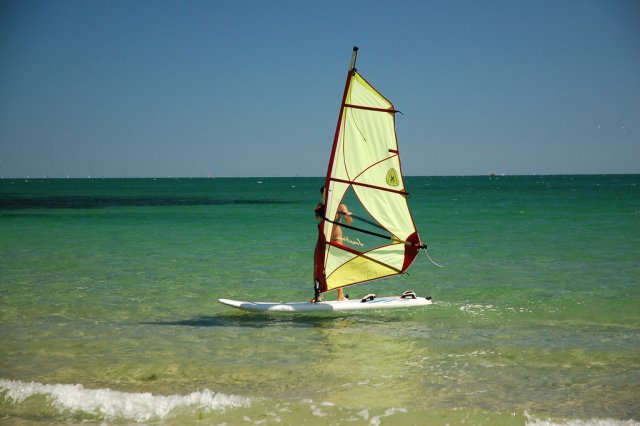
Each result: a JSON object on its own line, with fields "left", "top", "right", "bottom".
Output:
{"left": 525, "top": 412, "right": 640, "bottom": 426}
{"left": 0, "top": 378, "right": 250, "bottom": 422}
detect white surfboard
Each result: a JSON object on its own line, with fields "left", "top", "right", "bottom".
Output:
{"left": 218, "top": 295, "right": 432, "bottom": 313}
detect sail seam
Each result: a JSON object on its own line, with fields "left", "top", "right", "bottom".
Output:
{"left": 346, "top": 105, "right": 368, "bottom": 143}
{"left": 352, "top": 146, "right": 399, "bottom": 184}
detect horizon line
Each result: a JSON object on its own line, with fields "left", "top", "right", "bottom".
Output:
{"left": 1, "top": 172, "right": 639, "bottom": 180}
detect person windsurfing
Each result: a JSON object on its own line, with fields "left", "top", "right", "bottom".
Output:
{"left": 312, "top": 186, "right": 352, "bottom": 302}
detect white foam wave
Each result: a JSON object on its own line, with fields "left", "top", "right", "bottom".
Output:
{"left": 0, "top": 378, "right": 250, "bottom": 422}
{"left": 525, "top": 412, "right": 640, "bottom": 426}
{"left": 527, "top": 421, "right": 639, "bottom": 426}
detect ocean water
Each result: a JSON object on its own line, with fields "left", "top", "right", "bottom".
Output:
{"left": 0, "top": 175, "right": 638, "bottom": 425}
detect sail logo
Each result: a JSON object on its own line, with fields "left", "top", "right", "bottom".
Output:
{"left": 386, "top": 168, "right": 400, "bottom": 186}
{"left": 343, "top": 235, "right": 364, "bottom": 247}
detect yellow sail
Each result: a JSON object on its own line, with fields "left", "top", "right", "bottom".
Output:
{"left": 314, "top": 48, "right": 425, "bottom": 295}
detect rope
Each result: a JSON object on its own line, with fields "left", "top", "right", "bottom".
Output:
{"left": 423, "top": 248, "right": 444, "bottom": 268}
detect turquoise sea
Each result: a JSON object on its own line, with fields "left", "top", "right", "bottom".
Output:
{"left": 1, "top": 175, "right": 639, "bottom": 425}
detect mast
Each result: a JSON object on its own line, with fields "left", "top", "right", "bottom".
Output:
{"left": 349, "top": 46, "right": 359, "bottom": 71}
{"left": 314, "top": 47, "right": 359, "bottom": 299}
{"left": 323, "top": 46, "right": 359, "bottom": 201}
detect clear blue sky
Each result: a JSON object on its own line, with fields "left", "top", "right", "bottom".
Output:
{"left": 1, "top": 0, "right": 638, "bottom": 178}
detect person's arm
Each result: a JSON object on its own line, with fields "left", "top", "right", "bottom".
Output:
{"left": 338, "top": 204, "right": 353, "bottom": 225}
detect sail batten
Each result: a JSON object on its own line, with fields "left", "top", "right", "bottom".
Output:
{"left": 344, "top": 103, "right": 399, "bottom": 114}
{"left": 328, "top": 177, "right": 408, "bottom": 195}
{"left": 314, "top": 48, "right": 424, "bottom": 295}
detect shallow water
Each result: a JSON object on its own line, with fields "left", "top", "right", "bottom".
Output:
{"left": 1, "top": 176, "right": 639, "bottom": 424}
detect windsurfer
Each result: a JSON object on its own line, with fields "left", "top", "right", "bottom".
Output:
{"left": 312, "top": 187, "right": 352, "bottom": 302}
